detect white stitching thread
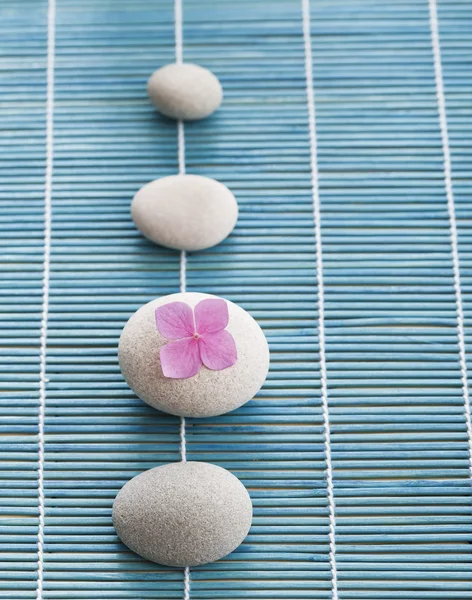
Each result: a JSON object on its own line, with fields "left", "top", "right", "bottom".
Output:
{"left": 36, "top": 0, "right": 55, "bottom": 598}
{"left": 180, "top": 247, "right": 187, "bottom": 293}
{"left": 183, "top": 563, "right": 191, "bottom": 600}
{"left": 428, "top": 0, "right": 472, "bottom": 477}
{"left": 180, "top": 411, "right": 187, "bottom": 463}
{"left": 301, "top": 0, "right": 338, "bottom": 597}
{"left": 178, "top": 120, "right": 186, "bottom": 177}
{"left": 174, "top": 0, "right": 190, "bottom": 596}
{"left": 174, "top": 0, "right": 183, "bottom": 65}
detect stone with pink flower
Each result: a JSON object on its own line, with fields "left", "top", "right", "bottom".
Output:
{"left": 118, "top": 292, "right": 270, "bottom": 418}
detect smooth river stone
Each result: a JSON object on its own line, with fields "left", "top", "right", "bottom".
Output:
{"left": 147, "top": 63, "right": 223, "bottom": 121}
{"left": 113, "top": 461, "right": 252, "bottom": 567}
{"left": 119, "top": 292, "right": 270, "bottom": 418}
{"left": 131, "top": 174, "right": 238, "bottom": 252}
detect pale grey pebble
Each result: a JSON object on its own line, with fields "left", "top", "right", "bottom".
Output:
{"left": 113, "top": 461, "right": 253, "bottom": 567}
{"left": 118, "top": 292, "right": 270, "bottom": 418}
{"left": 147, "top": 63, "right": 223, "bottom": 121}
{"left": 131, "top": 174, "right": 238, "bottom": 252}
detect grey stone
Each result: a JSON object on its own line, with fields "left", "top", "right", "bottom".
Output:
{"left": 131, "top": 174, "right": 238, "bottom": 252}
{"left": 147, "top": 63, "right": 223, "bottom": 121}
{"left": 118, "top": 292, "right": 270, "bottom": 418}
{"left": 113, "top": 461, "right": 252, "bottom": 567}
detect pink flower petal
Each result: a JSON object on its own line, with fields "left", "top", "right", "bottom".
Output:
{"left": 198, "top": 330, "right": 238, "bottom": 371}
{"left": 194, "top": 298, "right": 229, "bottom": 335}
{"left": 155, "top": 302, "right": 195, "bottom": 340}
{"left": 160, "top": 338, "right": 202, "bottom": 379}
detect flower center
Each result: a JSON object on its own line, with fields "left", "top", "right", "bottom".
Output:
{"left": 193, "top": 332, "right": 201, "bottom": 340}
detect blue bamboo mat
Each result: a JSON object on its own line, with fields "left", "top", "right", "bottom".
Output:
{"left": 1, "top": 0, "right": 472, "bottom": 598}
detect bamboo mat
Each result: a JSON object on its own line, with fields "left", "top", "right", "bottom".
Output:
{"left": 1, "top": 0, "right": 472, "bottom": 598}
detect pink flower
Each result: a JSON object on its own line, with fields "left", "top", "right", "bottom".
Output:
{"left": 155, "top": 298, "right": 238, "bottom": 379}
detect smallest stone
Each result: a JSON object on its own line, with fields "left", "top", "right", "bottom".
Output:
{"left": 147, "top": 63, "right": 223, "bottom": 121}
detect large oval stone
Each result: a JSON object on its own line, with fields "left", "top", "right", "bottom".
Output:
{"left": 113, "top": 462, "right": 252, "bottom": 567}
